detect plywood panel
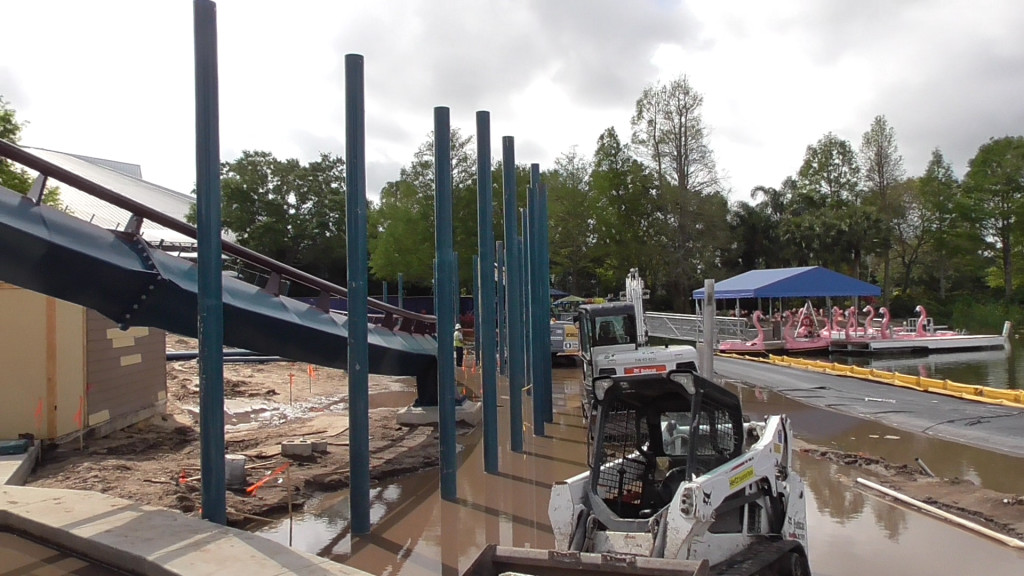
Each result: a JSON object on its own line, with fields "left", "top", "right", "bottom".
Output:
{"left": 0, "top": 285, "right": 86, "bottom": 439}
{"left": 0, "top": 287, "right": 47, "bottom": 438}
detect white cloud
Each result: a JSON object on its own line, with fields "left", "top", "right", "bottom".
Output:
{"left": 2, "top": 0, "right": 1023, "bottom": 205}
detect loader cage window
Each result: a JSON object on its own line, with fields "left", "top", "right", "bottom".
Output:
{"left": 592, "top": 399, "right": 652, "bottom": 518}
{"left": 688, "top": 398, "right": 742, "bottom": 477}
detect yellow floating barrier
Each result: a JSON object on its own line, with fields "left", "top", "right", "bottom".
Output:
{"left": 716, "top": 352, "right": 1024, "bottom": 410}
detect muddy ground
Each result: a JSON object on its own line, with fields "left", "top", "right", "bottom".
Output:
{"left": 25, "top": 345, "right": 1024, "bottom": 541}
{"left": 26, "top": 336, "right": 446, "bottom": 529}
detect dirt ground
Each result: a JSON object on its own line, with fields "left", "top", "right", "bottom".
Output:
{"left": 26, "top": 336, "right": 443, "bottom": 529}
{"left": 24, "top": 342, "right": 1024, "bottom": 541}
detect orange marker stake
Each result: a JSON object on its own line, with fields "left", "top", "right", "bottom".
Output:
{"left": 246, "top": 462, "right": 291, "bottom": 495}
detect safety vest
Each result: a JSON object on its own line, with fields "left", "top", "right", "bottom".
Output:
{"left": 454, "top": 330, "right": 464, "bottom": 348}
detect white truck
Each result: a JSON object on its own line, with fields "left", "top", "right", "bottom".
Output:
{"left": 577, "top": 269, "right": 699, "bottom": 415}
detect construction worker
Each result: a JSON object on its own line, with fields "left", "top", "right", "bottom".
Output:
{"left": 454, "top": 323, "right": 464, "bottom": 368}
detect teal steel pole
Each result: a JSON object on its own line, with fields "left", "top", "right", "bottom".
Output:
{"left": 476, "top": 112, "right": 498, "bottom": 473}
{"left": 345, "top": 54, "right": 371, "bottom": 534}
{"left": 525, "top": 189, "right": 543, "bottom": 437}
{"left": 398, "top": 273, "right": 404, "bottom": 309}
{"left": 496, "top": 241, "right": 507, "bottom": 378}
{"left": 539, "top": 182, "right": 553, "bottom": 423}
{"left": 383, "top": 281, "right": 388, "bottom": 306}
{"left": 528, "top": 165, "right": 545, "bottom": 434}
{"left": 453, "top": 252, "right": 459, "bottom": 341}
{"left": 472, "top": 254, "right": 480, "bottom": 362}
{"left": 193, "top": 0, "right": 226, "bottom": 525}
{"left": 435, "top": 107, "right": 457, "bottom": 499}
{"left": 522, "top": 206, "right": 533, "bottom": 402}
{"left": 501, "top": 137, "right": 524, "bottom": 453}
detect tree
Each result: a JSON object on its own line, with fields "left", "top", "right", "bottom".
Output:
{"left": 209, "top": 150, "right": 347, "bottom": 283}
{"left": 545, "top": 148, "right": 597, "bottom": 295}
{"left": 798, "top": 132, "right": 861, "bottom": 202}
{"left": 962, "top": 136, "right": 1024, "bottom": 300}
{"left": 859, "top": 115, "right": 905, "bottom": 304}
{"left": 369, "top": 128, "right": 478, "bottom": 289}
{"left": 0, "top": 95, "right": 60, "bottom": 205}
{"left": 916, "top": 148, "right": 980, "bottom": 298}
{"left": 629, "top": 76, "right": 727, "bottom": 310}
{"left": 792, "top": 132, "right": 877, "bottom": 276}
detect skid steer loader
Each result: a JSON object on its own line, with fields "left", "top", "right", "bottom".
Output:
{"left": 466, "top": 370, "right": 811, "bottom": 576}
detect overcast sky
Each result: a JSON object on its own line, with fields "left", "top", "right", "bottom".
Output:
{"left": 3, "top": 0, "right": 1023, "bottom": 203}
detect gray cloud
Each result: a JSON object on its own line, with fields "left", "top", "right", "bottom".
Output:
{"left": 0, "top": 68, "right": 28, "bottom": 110}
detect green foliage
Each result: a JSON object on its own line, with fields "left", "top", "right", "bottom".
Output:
{"left": 629, "top": 76, "right": 727, "bottom": 310}
{"left": 962, "top": 136, "right": 1024, "bottom": 300}
{"left": 211, "top": 150, "right": 348, "bottom": 282}
{"left": 545, "top": 148, "right": 597, "bottom": 295}
{"left": 949, "top": 298, "right": 1022, "bottom": 335}
{"left": 369, "top": 128, "right": 482, "bottom": 290}
{"left": 1, "top": 96, "right": 33, "bottom": 194}
{"left": 859, "top": 115, "right": 905, "bottom": 304}
{"left": 0, "top": 95, "right": 61, "bottom": 206}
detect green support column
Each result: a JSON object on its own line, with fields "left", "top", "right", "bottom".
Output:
{"left": 476, "top": 112, "right": 498, "bottom": 473}
{"left": 496, "top": 241, "right": 507, "bottom": 378}
{"left": 434, "top": 107, "right": 458, "bottom": 500}
{"left": 539, "top": 182, "right": 553, "bottom": 423}
{"left": 502, "top": 138, "right": 524, "bottom": 453}
{"left": 193, "top": 0, "right": 226, "bottom": 525}
{"left": 344, "top": 53, "right": 371, "bottom": 535}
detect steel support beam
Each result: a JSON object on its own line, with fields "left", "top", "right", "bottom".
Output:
{"left": 476, "top": 112, "right": 498, "bottom": 473}
{"left": 193, "top": 0, "right": 226, "bottom": 526}
{"left": 502, "top": 138, "right": 524, "bottom": 452}
{"left": 434, "top": 107, "right": 458, "bottom": 499}
{"left": 345, "top": 53, "right": 371, "bottom": 534}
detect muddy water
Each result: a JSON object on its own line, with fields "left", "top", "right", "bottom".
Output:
{"left": 258, "top": 367, "right": 1024, "bottom": 575}
{"left": 0, "top": 532, "right": 124, "bottom": 575}
{"left": 832, "top": 346, "right": 1022, "bottom": 390}
{"left": 728, "top": 381, "right": 1024, "bottom": 494}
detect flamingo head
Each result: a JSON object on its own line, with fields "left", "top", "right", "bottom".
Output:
{"left": 915, "top": 305, "right": 924, "bottom": 315}
{"left": 752, "top": 310, "right": 763, "bottom": 321}
{"left": 862, "top": 305, "right": 873, "bottom": 314}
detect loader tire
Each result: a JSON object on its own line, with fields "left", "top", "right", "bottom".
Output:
{"left": 782, "top": 551, "right": 811, "bottom": 576}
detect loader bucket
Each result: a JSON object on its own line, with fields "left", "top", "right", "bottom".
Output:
{"left": 464, "top": 545, "right": 710, "bottom": 576}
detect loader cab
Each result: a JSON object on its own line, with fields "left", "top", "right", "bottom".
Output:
{"left": 577, "top": 303, "right": 638, "bottom": 381}
{"left": 586, "top": 371, "right": 743, "bottom": 529}
{"left": 578, "top": 303, "right": 638, "bottom": 351}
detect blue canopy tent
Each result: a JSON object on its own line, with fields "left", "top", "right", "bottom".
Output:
{"left": 693, "top": 266, "right": 880, "bottom": 300}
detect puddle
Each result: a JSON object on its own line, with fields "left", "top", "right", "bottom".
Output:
{"left": 0, "top": 532, "right": 125, "bottom": 575}
{"left": 728, "top": 381, "right": 1024, "bottom": 494}
{"left": 798, "top": 452, "right": 1024, "bottom": 575}
{"left": 256, "top": 368, "right": 1024, "bottom": 575}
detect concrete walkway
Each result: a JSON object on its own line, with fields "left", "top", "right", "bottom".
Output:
{"left": 0, "top": 442, "right": 39, "bottom": 486}
{"left": 0, "top": 485, "right": 372, "bottom": 576}
{"left": 714, "top": 356, "right": 1024, "bottom": 457}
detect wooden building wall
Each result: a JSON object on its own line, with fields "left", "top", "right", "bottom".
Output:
{"left": 85, "top": 310, "right": 166, "bottom": 431}
{"left": 0, "top": 284, "right": 86, "bottom": 439}
{"left": 0, "top": 283, "right": 166, "bottom": 441}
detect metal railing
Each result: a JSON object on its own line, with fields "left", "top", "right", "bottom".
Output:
{"left": 645, "top": 312, "right": 754, "bottom": 345}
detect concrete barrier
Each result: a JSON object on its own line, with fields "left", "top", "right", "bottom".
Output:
{"left": 0, "top": 485, "right": 370, "bottom": 576}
